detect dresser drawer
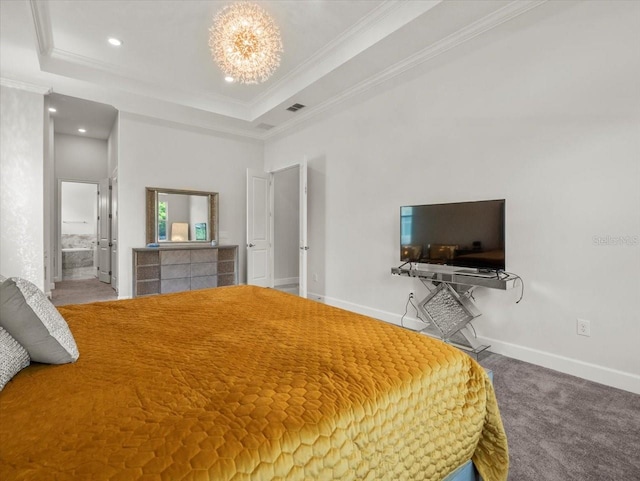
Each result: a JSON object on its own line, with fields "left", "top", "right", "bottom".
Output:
{"left": 161, "top": 278, "right": 191, "bottom": 293}
{"left": 218, "top": 261, "right": 235, "bottom": 274}
{"left": 191, "top": 262, "right": 216, "bottom": 277}
{"left": 136, "top": 280, "right": 160, "bottom": 296}
{"left": 191, "top": 276, "right": 218, "bottom": 290}
{"left": 160, "top": 250, "right": 191, "bottom": 265}
{"left": 161, "top": 264, "right": 190, "bottom": 279}
{"left": 136, "top": 265, "right": 159, "bottom": 281}
{"left": 218, "top": 248, "right": 236, "bottom": 262}
{"left": 137, "top": 251, "right": 159, "bottom": 266}
{"left": 191, "top": 249, "right": 217, "bottom": 263}
{"left": 133, "top": 246, "right": 238, "bottom": 297}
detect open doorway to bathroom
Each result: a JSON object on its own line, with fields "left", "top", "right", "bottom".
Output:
{"left": 47, "top": 92, "right": 118, "bottom": 306}
{"left": 60, "top": 181, "right": 98, "bottom": 280}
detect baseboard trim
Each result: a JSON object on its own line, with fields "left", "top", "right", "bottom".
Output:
{"left": 274, "top": 277, "right": 299, "bottom": 287}
{"left": 321, "top": 294, "right": 640, "bottom": 395}
{"left": 476, "top": 335, "right": 640, "bottom": 395}
{"left": 322, "top": 295, "right": 426, "bottom": 331}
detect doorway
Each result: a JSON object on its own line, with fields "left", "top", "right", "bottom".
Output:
{"left": 59, "top": 181, "right": 98, "bottom": 280}
{"left": 246, "top": 159, "right": 308, "bottom": 297}
{"left": 273, "top": 166, "right": 300, "bottom": 295}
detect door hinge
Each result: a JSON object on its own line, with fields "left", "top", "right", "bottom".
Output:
{"left": 109, "top": 242, "right": 113, "bottom": 247}
{"left": 109, "top": 214, "right": 112, "bottom": 219}
{"left": 109, "top": 271, "right": 112, "bottom": 275}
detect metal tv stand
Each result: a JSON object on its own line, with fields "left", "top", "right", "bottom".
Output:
{"left": 391, "top": 265, "right": 518, "bottom": 357}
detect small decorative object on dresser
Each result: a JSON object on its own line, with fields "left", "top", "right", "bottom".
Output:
{"left": 132, "top": 245, "right": 238, "bottom": 297}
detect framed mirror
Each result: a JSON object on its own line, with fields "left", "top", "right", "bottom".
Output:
{"left": 145, "top": 187, "right": 218, "bottom": 245}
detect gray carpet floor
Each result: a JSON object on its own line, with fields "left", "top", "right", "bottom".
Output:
{"left": 480, "top": 353, "right": 640, "bottom": 480}
{"left": 51, "top": 278, "right": 117, "bottom": 306}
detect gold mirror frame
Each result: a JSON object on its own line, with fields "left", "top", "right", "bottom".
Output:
{"left": 145, "top": 187, "right": 219, "bottom": 245}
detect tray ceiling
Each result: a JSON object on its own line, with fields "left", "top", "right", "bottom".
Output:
{"left": 0, "top": 0, "right": 546, "bottom": 139}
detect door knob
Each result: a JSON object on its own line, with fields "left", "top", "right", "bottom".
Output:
{"left": 248, "top": 243, "right": 255, "bottom": 247}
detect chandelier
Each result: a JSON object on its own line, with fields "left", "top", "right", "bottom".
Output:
{"left": 209, "top": 2, "right": 283, "bottom": 84}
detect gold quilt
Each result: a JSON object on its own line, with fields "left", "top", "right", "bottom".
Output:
{"left": 0, "top": 285, "right": 508, "bottom": 480}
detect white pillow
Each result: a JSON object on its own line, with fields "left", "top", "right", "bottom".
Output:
{"left": 0, "top": 277, "right": 79, "bottom": 364}
{"left": 0, "top": 326, "right": 30, "bottom": 391}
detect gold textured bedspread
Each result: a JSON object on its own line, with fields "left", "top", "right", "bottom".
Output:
{"left": 0, "top": 286, "right": 508, "bottom": 480}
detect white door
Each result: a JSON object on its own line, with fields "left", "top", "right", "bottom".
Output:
{"left": 247, "top": 169, "right": 271, "bottom": 287}
{"left": 97, "top": 178, "right": 111, "bottom": 283}
{"left": 299, "top": 158, "right": 308, "bottom": 298}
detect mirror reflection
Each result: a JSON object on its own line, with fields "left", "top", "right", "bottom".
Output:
{"left": 146, "top": 188, "right": 218, "bottom": 245}
{"left": 157, "top": 193, "right": 209, "bottom": 242}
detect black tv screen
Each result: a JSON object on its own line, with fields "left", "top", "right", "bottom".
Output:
{"left": 400, "top": 199, "right": 505, "bottom": 271}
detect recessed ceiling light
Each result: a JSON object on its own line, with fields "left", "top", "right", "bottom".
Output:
{"left": 224, "top": 76, "right": 234, "bottom": 83}
{"left": 78, "top": 128, "right": 87, "bottom": 133}
{"left": 108, "top": 37, "right": 122, "bottom": 47}
{"left": 48, "top": 107, "right": 57, "bottom": 113}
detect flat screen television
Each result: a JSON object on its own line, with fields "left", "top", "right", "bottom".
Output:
{"left": 400, "top": 199, "right": 505, "bottom": 271}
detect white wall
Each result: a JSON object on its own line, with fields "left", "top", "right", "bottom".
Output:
{"left": 117, "top": 113, "right": 263, "bottom": 298}
{"left": 107, "top": 115, "right": 119, "bottom": 178}
{"left": 55, "top": 133, "right": 108, "bottom": 181}
{"left": 0, "top": 85, "right": 44, "bottom": 289}
{"left": 61, "top": 182, "right": 97, "bottom": 236}
{"left": 265, "top": 1, "right": 640, "bottom": 393}
{"left": 274, "top": 166, "right": 299, "bottom": 283}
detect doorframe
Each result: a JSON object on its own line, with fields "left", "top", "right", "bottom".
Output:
{"left": 56, "top": 179, "right": 99, "bottom": 282}
{"left": 110, "top": 170, "right": 118, "bottom": 292}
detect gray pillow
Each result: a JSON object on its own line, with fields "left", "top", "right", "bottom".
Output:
{"left": 0, "top": 326, "right": 30, "bottom": 391}
{"left": 0, "top": 278, "right": 79, "bottom": 364}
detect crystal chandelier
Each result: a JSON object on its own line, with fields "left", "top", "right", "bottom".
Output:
{"left": 209, "top": 2, "right": 283, "bottom": 84}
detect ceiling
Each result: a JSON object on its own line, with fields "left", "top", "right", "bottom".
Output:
{"left": 48, "top": 93, "right": 118, "bottom": 139}
{"left": 0, "top": 0, "right": 547, "bottom": 139}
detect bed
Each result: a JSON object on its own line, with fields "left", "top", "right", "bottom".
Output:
{"left": 0, "top": 285, "right": 508, "bottom": 480}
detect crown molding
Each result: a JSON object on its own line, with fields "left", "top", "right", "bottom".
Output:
{"left": 264, "top": 0, "right": 548, "bottom": 140}
{"left": 46, "top": 48, "right": 248, "bottom": 112}
{"left": 249, "top": 0, "right": 442, "bottom": 119}
{"left": 118, "top": 111, "right": 264, "bottom": 143}
{"left": 29, "top": 0, "right": 53, "bottom": 56}
{"left": 251, "top": 0, "right": 413, "bottom": 107}
{"left": 29, "top": 0, "right": 251, "bottom": 120}
{"left": 0, "top": 77, "right": 52, "bottom": 95}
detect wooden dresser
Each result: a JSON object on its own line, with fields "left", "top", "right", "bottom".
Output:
{"left": 132, "top": 245, "right": 238, "bottom": 297}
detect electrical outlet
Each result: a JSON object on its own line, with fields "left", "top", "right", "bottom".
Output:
{"left": 577, "top": 319, "right": 591, "bottom": 337}
{"left": 409, "top": 291, "right": 414, "bottom": 300}
{"left": 313, "top": 273, "right": 319, "bottom": 282}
